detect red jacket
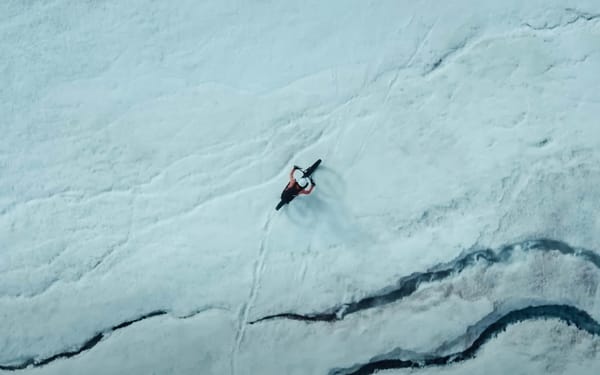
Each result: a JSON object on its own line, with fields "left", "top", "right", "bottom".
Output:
{"left": 280, "top": 167, "right": 314, "bottom": 203}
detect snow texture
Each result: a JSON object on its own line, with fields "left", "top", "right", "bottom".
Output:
{"left": 1, "top": 0, "right": 600, "bottom": 374}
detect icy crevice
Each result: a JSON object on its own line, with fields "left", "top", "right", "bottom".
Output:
{"left": 0, "top": 307, "right": 229, "bottom": 371}
{"left": 250, "top": 239, "right": 600, "bottom": 324}
{"left": 329, "top": 304, "right": 600, "bottom": 375}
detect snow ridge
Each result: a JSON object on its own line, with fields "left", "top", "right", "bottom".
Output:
{"left": 0, "top": 310, "right": 166, "bottom": 371}
{"left": 329, "top": 304, "right": 600, "bottom": 375}
{"left": 0, "top": 307, "right": 228, "bottom": 371}
{"left": 250, "top": 239, "right": 600, "bottom": 324}
{"left": 523, "top": 7, "right": 600, "bottom": 31}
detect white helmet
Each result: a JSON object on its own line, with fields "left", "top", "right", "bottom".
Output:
{"left": 292, "top": 169, "right": 305, "bottom": 181}
{"left": 296, "top": 175, "right": 310, "bottom": 188}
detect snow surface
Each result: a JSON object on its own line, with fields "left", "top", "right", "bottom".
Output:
{"left": 1, "top": 0, "right": 600, "bottom": 374}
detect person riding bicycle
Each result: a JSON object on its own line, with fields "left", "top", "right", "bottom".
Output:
{"left": 280, "top": 165, "right": 315, "bottom": 205}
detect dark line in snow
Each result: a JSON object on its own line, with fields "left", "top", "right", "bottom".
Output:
{"left": 534, "top": 137, "right": 551, "bottom": 147}
{"left": 329, "top": 304, "right": 600, "bottom": 375}
{"left": 250, "top": 239, "right": 600, "bottom": 324}
{"left": 111, "top": 310, "right": 168, "bottom": 330}
{"left": 422, "top": 28, "right": 478, "bottom": 76}
{"left": 0, "top": 310, "right": 168, "bottom": 371}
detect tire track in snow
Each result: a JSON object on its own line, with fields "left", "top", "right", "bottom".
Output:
{"left": 250, "top": 239, "right": 600, "bottom": 324}
{"left": 231, "top": 212, "right": 274, "bottom": 375}
{"left": 329, "top": 304, "right": 600, "bottom": 375}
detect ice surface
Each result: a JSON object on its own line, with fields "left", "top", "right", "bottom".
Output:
{"left": 1, "top": 0, "right": 600, "bottom": 374}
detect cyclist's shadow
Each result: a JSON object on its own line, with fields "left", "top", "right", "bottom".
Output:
{"left": 284, "top": 165, "right": 365, "bottom": 246}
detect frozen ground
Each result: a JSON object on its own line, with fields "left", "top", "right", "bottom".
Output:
{"left": 1, "top": 0, "right": 600, "bottom": 374}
